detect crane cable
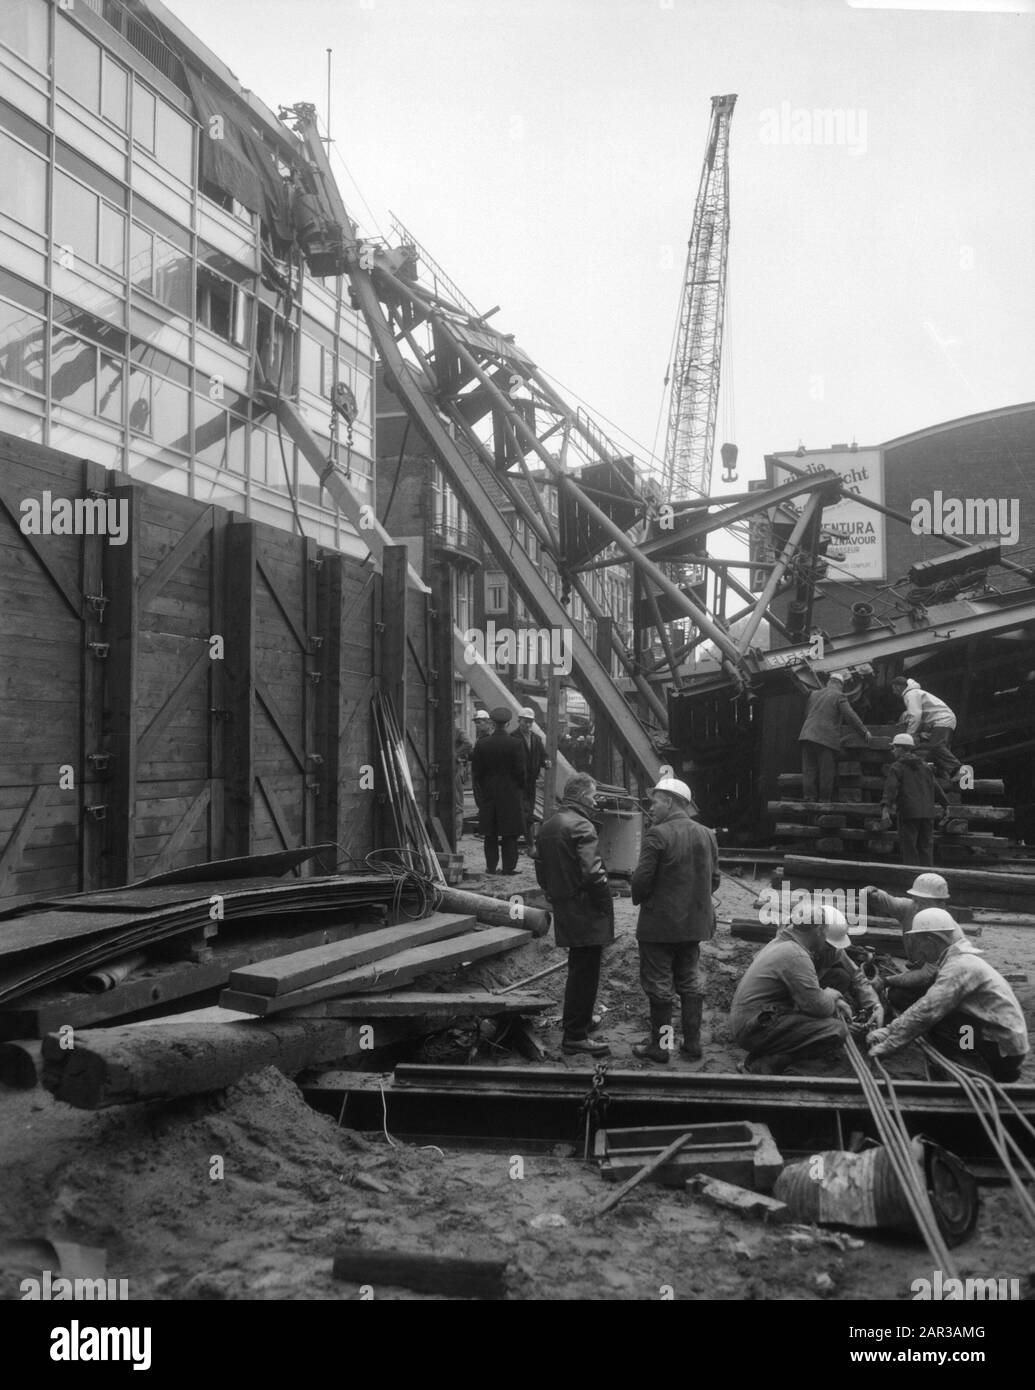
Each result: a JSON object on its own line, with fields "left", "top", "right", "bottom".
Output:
{"left": 843, "top": 1033, "right": 960, "bottom": 1277}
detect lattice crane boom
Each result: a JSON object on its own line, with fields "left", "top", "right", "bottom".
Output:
{"left": 662, "top": 93, "right": 736, "bottom": 502}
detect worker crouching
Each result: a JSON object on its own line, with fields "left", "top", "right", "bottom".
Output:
{"left": 630, "top": 778, "right": 719, "bottom": 1065}
{"left": 729, "top": 905, "right": 873, "bottom": 1075}
{"left": 867, "top": 908, "right": 1029, "bottom": 1082}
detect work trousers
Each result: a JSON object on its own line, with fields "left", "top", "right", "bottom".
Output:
{"left": 738, "top": 1008, "right": 848, "bottom": 1066}
{"left": 923, "top": 726, "right": 961, "bottom": 780}
{"left": 801, "top": 741, "right": 837, "bottom": 802}
{"left": 563, "top": 944, "right": 603, "bottom": 1040}
{"left": 520, "top": 794, "right": 537, "bottom": 850}
{"left": 927, "top": 1010, "right": 1023, "bottom": 1083}
{"left": 638, "top": 940, "right": 704, "bottom": 1003}
{"left": 483, "top": 834, "right": 518, "bottom": 874}
{"left": 898, "top": 818, "right": 935, "bottom": 867}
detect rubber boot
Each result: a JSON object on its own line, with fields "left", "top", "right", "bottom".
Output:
{"left": 633, "top": 1000, "right": 672, "bottom": 1065}
{"left": 679, "top": 995, "right": 703, "bottom": 1059}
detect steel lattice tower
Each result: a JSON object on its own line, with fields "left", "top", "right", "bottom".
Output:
{"left": 662, "top": 94, "right": 736, "bottom": 502}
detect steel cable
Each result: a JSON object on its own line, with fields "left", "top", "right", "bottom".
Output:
{"left": 844, "top": 1034, "right": 959, "bottom": 1275}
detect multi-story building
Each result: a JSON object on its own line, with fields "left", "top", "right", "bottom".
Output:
{"left": 0, "top": 0, "right": 375, "bottom": 552}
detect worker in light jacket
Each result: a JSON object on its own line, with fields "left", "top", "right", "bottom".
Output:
{"left": 868, "top": 909, "right": 1029, "bottom": 1082}
{"left": 890, "top": 676, "right": 962, "bottom": 783}
{"left": 880, "top": 733, "right": 950, "bottom": 867}
{"left": 861, "top": 872, "right": 954, "bottom": 1012}
{"left": 630, "top": 778, "right": 719, "bottom": 1064}
{"left": 534, "top": 773, "right": 614, "bottom": 1057}
{"left": 471, "top": 707, "right": 525, "bottom": 875}
{"left": 798, "top": 671, "right": 871, "bottom": 803}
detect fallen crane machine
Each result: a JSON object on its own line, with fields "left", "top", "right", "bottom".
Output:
{"left": 262, "top": 107, "right": 1035, "bottom": 1251}
{"left": 272, "top": 102, "right": 1035, "bottom": 848}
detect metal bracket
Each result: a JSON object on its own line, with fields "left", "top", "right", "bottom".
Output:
{"left": 85, "top": 594, "right": 109, "bottom": 620}
{"left": 307, "top": 752, "right": 324, "bottom": 765}
{"left": 87, "top": 642, "right": 110, "bottom": 659}
{"left": 209, "top": 707, "right": 232, "bottom": 721}
{"left": 307, "top": 670, "right": 322, "bottom": 685}
{"left": 84, "top": 804, "right": 108, "bottom": 822}
{"left": 86, "top": 753, "right": 113, "bottom": 773}
{"left": 309, "top": 635, "right": 324, "bottom": 652}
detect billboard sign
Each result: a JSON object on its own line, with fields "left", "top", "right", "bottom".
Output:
{"left": 770, "top": 449, "right": 886, "bottom": 582}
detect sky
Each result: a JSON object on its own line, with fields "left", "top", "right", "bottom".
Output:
{"left": 165, "top": 0, "right": 1035, "bottom": 507}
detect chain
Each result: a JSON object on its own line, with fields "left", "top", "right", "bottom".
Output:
{"left": 577, "top": 1060, "right": 611, "bottom": 1161}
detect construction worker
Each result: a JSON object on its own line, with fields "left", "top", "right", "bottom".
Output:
{"left": 798, "top": 671, "right": 871, "bottom": 803}
{"left": 730, "top": 911, "right": 854, "bottom": 1075}
{"left": 868, "top": 909, "right": 1029, "bottom": 1082}
{"left": 472, "top": 709, "right": 492, "bottom": 741}
{"left": 880, "top": 733, "right": 950, "bottom": 867}
{"left": 631, "top": 778, "right": 719, "bottom": 1064}
{"left": 861, "top": 872, "right": 953, "bottom": 1011}
{"left": 534, "top": 773, "right": 614, "bottom": 1057}
{"left": 511, "top": 706, "right": 549, "bottom": 854}
{"left": 806, "top": 904, "right": 884, "bottom": 1025}
{"left": 890, "top": 676, "right": 962, "bottom": 783}
{"left": 471, "top": 707, "right": 525, "bottom": 875}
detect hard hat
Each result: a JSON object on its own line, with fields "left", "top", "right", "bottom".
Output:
{"left": 908, "top": 907, "right": 959, "bottom": 935}
{"left": 474, "top": 710, "right": 490, "bottom": 721}
{"left": 908, "top": 873, "right": 950, "bottom": 901}
{"left": 830, "top": 670, "right": 852, "bottom": 684}
{"left": 518, "top": 707, "right": 535, "bottom": 719}
{"left": 651, "top": 777, "right": 697, "bottom": 810}
{"left": 892, "top": 733, "right": 915, "bottom": 748}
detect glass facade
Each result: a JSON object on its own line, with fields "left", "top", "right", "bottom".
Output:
{"left": 0, "top": 0, "right": 375, "bottom": 549}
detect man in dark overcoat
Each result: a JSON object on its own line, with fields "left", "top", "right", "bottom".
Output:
{"left": 631, "top": 778, "right": 720, "bottom": 1064}
{"left": 471, "top": 706, "right": 525, "bottom": 875}
{"left": 534, "top": 773, "right": 614, "bottom": 1056}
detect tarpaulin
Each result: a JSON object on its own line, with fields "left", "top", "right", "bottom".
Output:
{"left": 183, "top": 68, "right": 293, "bottom": 241}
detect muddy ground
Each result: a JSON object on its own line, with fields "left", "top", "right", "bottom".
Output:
{"left": 0, "top": 841, "right": 1033, "bottom": 1302}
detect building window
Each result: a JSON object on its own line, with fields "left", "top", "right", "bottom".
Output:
{"left": 197, "top": 245, "right": 253, "bottom": 347}
{"left": 51, "top": 326, "right": 124, "bottom": 423}
{"left": 133, "top": 82, "right": 157, "bottom": 153}
{"left": 0, "top": 0, "right": 48, "bottom": 70}
{"left": 53, "top": 171, "right": 127, "bottom": 276}
{"left": 485, "top": 572, "right": 507, "bottom": 614}
{"left": 130, "top": 222, "right": 192, "bottom": 318}
{"left": 0, "top": 293, "right": 45, "bottom": 395}
{"left": 453, "top": 568, "right": 474, "bottom": 633}
{"left": 0, "top": 129, "right": 46, "bottom": 231}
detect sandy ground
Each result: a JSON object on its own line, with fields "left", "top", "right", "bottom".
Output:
{"left": 0, "top": 839, "right": 1033, "bottom": 1302}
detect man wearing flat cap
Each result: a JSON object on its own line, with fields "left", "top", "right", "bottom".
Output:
{"left": 511, "top": 706, "right": 550, "bottom": 854}
{"left": 471, "top": 707, "right": 525, "bottom": 875}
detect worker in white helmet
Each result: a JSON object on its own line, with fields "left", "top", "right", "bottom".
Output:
{"left": 880, "top": 733, "right": 950, "bottom": 866}
{"left": 868, "top": 909, "right": 1029, "bottom": 1082}
{"left": 630, "top": 778, "right": 719, "bottom": 1064}
{"left": 801, "top": 903, "right": 883, "bottom": 1030}
{"left": 511, "top": 707, "right": 550, "bottom": 854}
{"left": 861, "top": 872, "right": 954, "bottom": 1011}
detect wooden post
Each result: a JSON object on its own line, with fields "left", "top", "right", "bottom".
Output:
{"left": 105, "top": 484, "right": 139, "bottom": 886}
{"left": 302, "top": 536, "right": 319, "bottom": 859}
{"left": 592, "top": 615, "right": 614, "bottom": 787}
{"left": 431, "top": 566, "right": 458, "bottom": 849}
{"left": 80, "top": 460, "right": 108, "bottom": 891}
{"left": 224, "top": 519, "right": 256, "bottom": 858}
{"left": 542, "top": 668, "right": 561, "bottom": 820}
